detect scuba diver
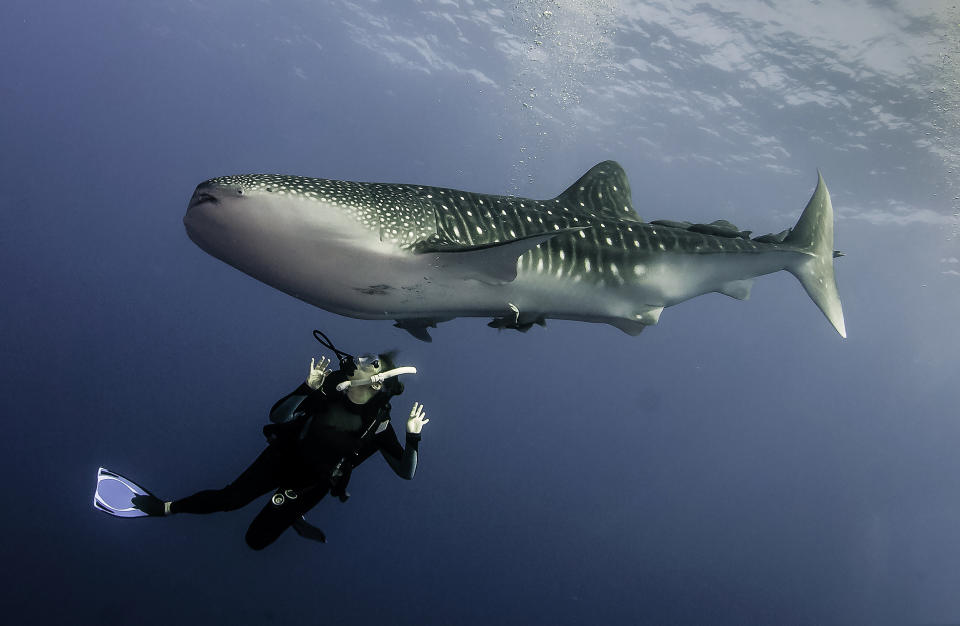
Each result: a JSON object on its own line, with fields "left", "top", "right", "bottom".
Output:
{"left": 94, "top": 331, "right": 428, "bottom": 550}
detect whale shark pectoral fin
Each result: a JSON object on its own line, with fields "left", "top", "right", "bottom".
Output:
{"left": 419, "top": 230, "right": 582, "bottom": 284}
{"left": 397, "top": 324, "right": 433, "bottom": 342}
{"left": 393, "top": 318, "right": 452, "bottom": 342}
{"left": 717, "top": 279, "right": 753, "bottom": 300}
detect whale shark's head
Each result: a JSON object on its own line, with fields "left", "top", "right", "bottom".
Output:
{"left": 185, "top": 174, "right": 378, "bottom": 256}
{"left": 184, "top": 175, "right": 397, "bottom": 305}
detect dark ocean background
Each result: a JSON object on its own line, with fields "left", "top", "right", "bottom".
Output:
{"left": 2, "top": 1, "right": 958, "bottom": 624}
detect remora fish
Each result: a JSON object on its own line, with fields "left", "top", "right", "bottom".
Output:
{"left": 184, "top": 161, "right": 845, "bottom": 341}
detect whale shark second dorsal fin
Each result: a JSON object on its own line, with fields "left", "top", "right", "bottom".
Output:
{"left": 554, "top": 161, "right": 642, "bottom": 223}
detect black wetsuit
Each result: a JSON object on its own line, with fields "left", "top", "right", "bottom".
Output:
{"left": 171, "top": 371, "right": 420, "bottom": 549}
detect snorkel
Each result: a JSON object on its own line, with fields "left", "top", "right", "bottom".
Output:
{"left": 335, "top": 367, "right": 418, "bottom": 392}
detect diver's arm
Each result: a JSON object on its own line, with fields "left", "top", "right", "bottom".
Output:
{"left": 378, "top": 402, "right": 427, "bottom": 479}
{"left": 376, "top": 426, "right": 420, "bottom": 480}
{"left": 268, "top": 383, "right": 313, "bottom": 424}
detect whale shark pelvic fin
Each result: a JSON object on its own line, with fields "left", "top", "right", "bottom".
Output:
{"left": 717, "top": 279, "right": 754, "bottom": 300}
{"left": 487, "top": 303, "right": 547, "bottom": 332}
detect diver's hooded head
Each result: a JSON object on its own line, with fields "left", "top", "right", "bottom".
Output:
{"left": 312, "top": 330, "right": 411, "bottom": 405}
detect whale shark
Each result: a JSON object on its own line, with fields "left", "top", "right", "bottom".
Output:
{"left": 184, "top": 161, "right": 845, "bottom": 341}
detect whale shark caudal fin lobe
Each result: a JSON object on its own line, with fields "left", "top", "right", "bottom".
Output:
{"left": 783, "top": 171, "right": 846, "bottom": 338}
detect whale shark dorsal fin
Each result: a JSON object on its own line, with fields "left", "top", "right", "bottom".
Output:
{"left": 555, "top": 161, "right": 642, "bottom": 223}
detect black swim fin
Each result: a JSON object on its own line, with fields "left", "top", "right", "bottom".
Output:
{"left": 292, "top": 517, "right": 326, "bottom": 543}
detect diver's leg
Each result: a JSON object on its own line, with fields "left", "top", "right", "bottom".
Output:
{"left": 244, "top": 485, "right": 329, "bottom": 550}
{"left": 170, "top": 445, "right": 290, "bottom": 514}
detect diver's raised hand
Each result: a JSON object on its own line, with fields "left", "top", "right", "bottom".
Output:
{"left": 306, "top": 356, "right": 332, "bottom": 390}
{"left": 406, "top": 402, "right": 429, "bottom": 434}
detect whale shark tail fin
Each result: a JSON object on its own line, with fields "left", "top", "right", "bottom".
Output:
{"left": 783, "top": 171, "right": 846, "bottom": 338}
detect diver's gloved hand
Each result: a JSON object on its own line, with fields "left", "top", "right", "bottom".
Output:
{"left": 406, "top": 402, "right": 429, "bottom": 434}
{"left": 131, "top": 494, "right": 171, "bottom": 516}
{"left": 306, "top": 356, "right": 332, "bottom": 390}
